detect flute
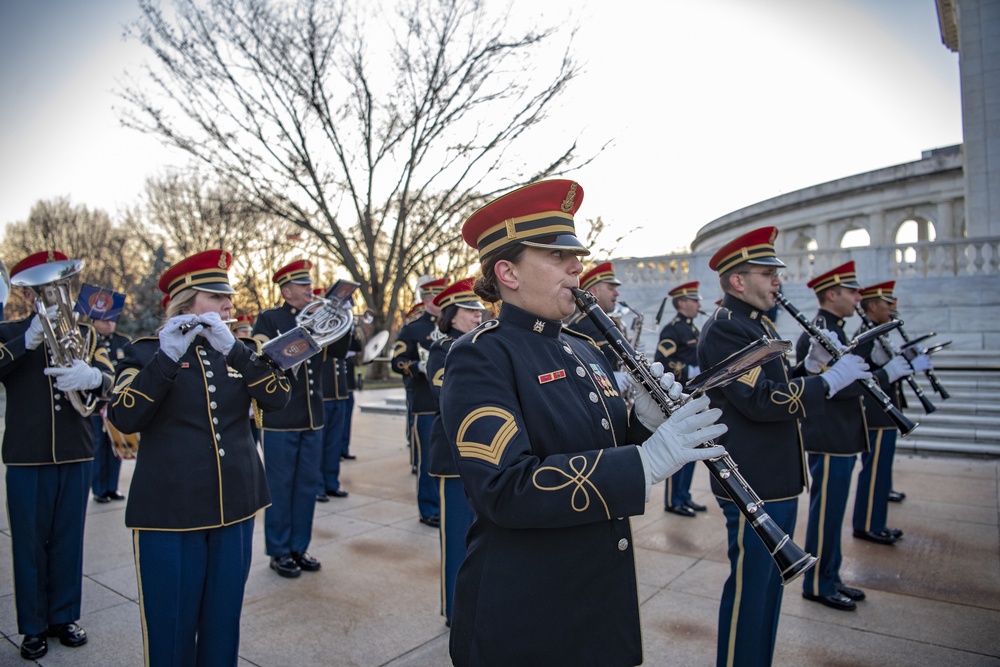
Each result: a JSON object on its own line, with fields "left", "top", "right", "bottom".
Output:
{"left": 572, "top": 288, "right": 816, "bottom": 585}
{"left": 179, "top": 318, "right": 237, "bottom": 334}
{"left": 773, "top": 293, "right": 918, "bottom": 436}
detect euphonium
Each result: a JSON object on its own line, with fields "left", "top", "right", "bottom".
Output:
{"left": 572, "top": 287, "right": 817, "bottom": 584}
{"left": 296, "top": 293, "right": 355, "bottom": 346}
{"left": 11, "top": 258, "right": 100, "bottom": 417}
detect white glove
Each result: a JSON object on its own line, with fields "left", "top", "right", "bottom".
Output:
{"left": 633, "top": 362, "right": 683, "bottom": 430}
{"left": 909, "top": 353, "right": 932, "bottom": 373}
{"left": 687, "top": 365, "right": 701, "bottom": 378}
{"left": 159, "top": 314, "right": 203, "bottom": 362}
{"left": 871, "top": 342, "right": 892, "bottom": 367}
{"left": 43, "top": 359, "right": 103, "bottom": 391}
{"left": 883, "top": 355, "right": 914, "bottom": 383}
{"left": 199, "top": 311, "right": 236, "bottom": 355}
{"left": 820, "top": 354, "right": 871, "bottom": 397}
{"left": 417, "top": 361, "right": 427, "bottom": 375}
{"left": 804, "top": 329, "right": 842, "bottom": 373}
{"left": 24, "top": 306, "right": 58, "bottom": 350}
{"left": 637, "top": 394, "right": 728, "bottom": 484}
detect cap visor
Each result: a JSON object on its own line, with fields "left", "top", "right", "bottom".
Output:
{"left": 748, "top": 256, "right": 787, "bottom": 269}
{"left": 520, "top": 234, "right": 591, "bottom": 256}
{"left": 193, "top": 283, "right": 237, "bottom": 295}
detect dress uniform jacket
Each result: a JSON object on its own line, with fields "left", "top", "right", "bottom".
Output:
{"left": 564, "top": 308, "right": 620, "bottom": 369}
{"left": 427, "top": 333, "right": 457, "bottom": 477}
{"left": 253, "top": 303, "right": 324, "bottom": 430}
{"left": 318, "top": 333, "right": 356, "bottom": 401}
{"left": 0, "top": 318, "right": 113, "bottom": 464}
{"left": 441, "top": 303, "right": 650, "bottom": 667}
{"left": 108, "top": 336, "right": 290, "bottom": 529}
{"left": 794, "top": 310, "right": 868, "bottom": 455}
{"left": 391, "top": 312, "right": 438, "bottom": 412}
{"left": 655, "top": 314, "right": 699, "bottom": 383}
{"left": 697, "top": 295, "right": 828, "bottom": 501}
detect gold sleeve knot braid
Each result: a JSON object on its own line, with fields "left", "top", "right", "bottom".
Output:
{"left": 0, "top": 341, "right": 10, "bottom": 361}
{"left": 771, "top": 378, "right": 807, "bottom": 417}
{"left": 248, "top": 372, "right": 289, "bottom": 394}
{"left": 532, "top": 451, "right": 610, "bottom": 519}
{"left": 111, "top": 368, "right": 153, "bottom": 408}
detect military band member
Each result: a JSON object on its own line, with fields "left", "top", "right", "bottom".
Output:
{"left": 1, "top": 250, "right": 114, "bottom": 660}
{"left": 426, "top": 278, "right": 485, "bottom": 626}
{"left": 401, "top": 300, "right": 425, "bottom": 473}
{"left": 391, "top": 276, "right": 448, "bottom": 527}
{"left": 442, "top": 179, "right": 727, "bottom": 666}
{"left": 316, "top": 292, "right": 361, "bottom": 501}
{"left": 231, "top": 313, "right": 254, "bottom": 338}
{"left": 108, "top": 249, "right": 289, "bottom": 665}
{"left": 252, "top": 260, "right": 326, "bottom": 578}
{"left": 656, "top": 281, "right": 706, "bottom": 517}
{"left": 90, "top": 307, "right": 132, "bottom": 503}
{"left": 698, "top": 229, "right": 870, "bottom": 666}
{"left": 564, "top": 260, "right": 622, "bottom": 369}
{"left": 851, "top": 281, "right": 923, "bottom": 545}
{"left": 793, "top": 261, "right": 879, "bottom": 612}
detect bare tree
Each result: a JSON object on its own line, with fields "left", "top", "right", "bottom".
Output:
{"left": 0, "top": 198, "right": 149, "bottom": 332}
{"left": 117, "top": 0, "right": 597, "bottom": 330}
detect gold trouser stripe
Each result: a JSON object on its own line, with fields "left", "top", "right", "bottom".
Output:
{"left": 438, "top": 477, "right": 447, "bottom": 617}
{"left": 133, "top": 530, "right": 152, "bottom": 667}
{"left": 725, "top": 514, "right": 747, "bottom": 667}
{"left": 809, "top": 455, "right": 831, "bottom": 597}
{"left": 863, "top": 430, "right": 885, "bottom": 531}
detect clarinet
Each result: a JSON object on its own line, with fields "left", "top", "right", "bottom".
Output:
{"left": 854, "top": 305, "right": 937, "bottom": 414}
{"left": 773, "top": 293, "right": 918, "bottom": 436}
{"left": 896, "top": 324, "right": 951, "bottom": 400}
{"left": 572, "top": 288, "right": 817, "bottom": 585}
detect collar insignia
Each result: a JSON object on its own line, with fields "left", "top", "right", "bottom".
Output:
{"left": 533, "top": 320, "right": 545, "bottom": 333}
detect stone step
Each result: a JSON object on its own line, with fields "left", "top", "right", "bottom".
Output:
{"left": 357, "top": 402, "right": 407, "bottom": 416}
{"left": 902, "top": 421, "right": 1000, "bottom": 443}
{"left": 903, "top": 412, "right": 1000, "bottom": 428}
{"left": 897, "top": 436, "right": 1000, "bottom": 457}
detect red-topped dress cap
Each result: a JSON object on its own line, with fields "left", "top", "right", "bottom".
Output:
{"left": 419, "top": 277, "right": 450, "bottom": 298}
{"left": 859, "top": 281, "right": 896, "bottom": 302}
{"left": 232, "top": 314, "right": 255, "bottom": 326}
{"left": 579, "top": 261, "right": 621, "bottom": 291}
{"left": 10, "top": 250, "right": 68, "bottom": 278}
{"left": 708, "top": 226, "right": 785, "bottom": 274}
{"left": 668, "top": 281, "right": 701, "bottom": 300}
{"left": 157, "top": 249, "right": 235, "bottom": 299}
{"left": 433, "top": 278, "right": 485, "bottom": 311}
{"left": 405, "top": 301, "right": 426, "bottom": 322}
{"left": 273, "top": 259, "right": 313, "bottom": 287}
{"left": 461, "top": 179, "right": 590, "bottom": 259}
{"left": 807, "top": 261, "right": 861, "bottom": 293}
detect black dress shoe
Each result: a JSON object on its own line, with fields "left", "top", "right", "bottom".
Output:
{"left": 802, "top": 591, "right": 856, "bottom": 611}
{"left": 886, "top": 527, "right": 903, "bottom": 538}
{"left": 20, "top": 634, "right": 47, "bottom": 660}
{"left": 327, "top": 488, "right": 349, "bottom": 498}
{"left": 684, "top": 500, "right": 707, "bottom": 512}
{"left": 341, "top": 453, "right": 357, "bottom": 460}
{"left": 888, "top": 490, "right": 906, "bottom": 503}
{"left": 665, "top": 505, "right": 696, "bottom": 517}
{"left": 419, "top": 515, "right": 441, "bottom": 528}
{"left": 270, "top": 555, "right": 302, "bottom": 578}
{"left": 93, "top": 494, "right": 111, "bottom": 504}
{"left": 853, "top": 529, "right": 897, "bottom": 545}
{"left": 105, "top": 491, "right": 126, "bottom": 501}
{"left": 291, "top": 552, "right": 321, "bottom": 572}
{"left": 47, "top": 622, "right": 87, "bottom": 647}
{"left": 836, "top": 584, "right": 866, "bottom": 601}
{"left": 316, "top": 492, "right": 330, "bottom": 502}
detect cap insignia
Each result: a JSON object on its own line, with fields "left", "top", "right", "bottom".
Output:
{"left": 560, "top": 183, "right": 578, "bottom": 213}
{"left": 504, "top": 218, "right": 517, "bottom": 239}
{"left": 46, "top": 250, "right": 55, "bottom": 262}
{"left": 769, "top": 228, "right": 778, "bottom": 243}
{"left": 218, "top": 250, "right": 227, "bottom": 269}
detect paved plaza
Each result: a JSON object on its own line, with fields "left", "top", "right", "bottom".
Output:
{"left": 0, "top": 387, "right": 998, "bottom": 666}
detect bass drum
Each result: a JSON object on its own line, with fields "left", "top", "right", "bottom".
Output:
{"left": 102, "top": 406, "right": 139, "bottom": 460}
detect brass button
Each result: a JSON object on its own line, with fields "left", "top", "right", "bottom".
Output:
{"left": 589, "top": 392, "right": 599, "bottom": 403}
{"left": 617, "top": 538, "right": 629, "bottom": 551}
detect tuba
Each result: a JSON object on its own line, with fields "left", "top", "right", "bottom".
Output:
{"left": 11, "top": 258, "right": 100, "bottom": 417}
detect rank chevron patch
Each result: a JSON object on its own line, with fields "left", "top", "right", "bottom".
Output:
{"left": 736, "top": 366, "right": 761, "bottom": 387}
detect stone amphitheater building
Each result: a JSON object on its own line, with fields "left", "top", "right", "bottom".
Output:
{"left": 611, "top": 0, "right": 998, "bottom": 455}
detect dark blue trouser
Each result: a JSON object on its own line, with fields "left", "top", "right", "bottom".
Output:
{"left": 716, "top": 496, "right": 797, "bottom": 667}
{"left": 413, "top": 412, "right": 440, "bottom": 519}
{"left": 341, "top": 392, "right": 355, "bottom": 456}
{"left": 262, "top": 428, "right": 322, "bottom": 557}
{"left": 664, "top": 461, "right": 695, "bottom": 508}
{"left": 853, "top": 428, "right": 897, "bottom": 533}
{"left": 134, "top": 520, "right": 254, "bottom": 667}
{"left": 90, "top": 413, "right": 122, "bottom": 497}
{"left": 438, "top": 477, "right": 474, "bottom": 622}
{"left": 803, "top": 453, "right": 856, "bottom": 598}
{"left": 6, "top": 461, "right": 91, "bottom": 635}
{"left": 321, "top": 400, "right": 349, "bottom": 492}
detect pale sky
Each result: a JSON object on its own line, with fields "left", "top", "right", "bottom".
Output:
{"left": 0, "top": 0, "right": 962, "bottom": 259}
